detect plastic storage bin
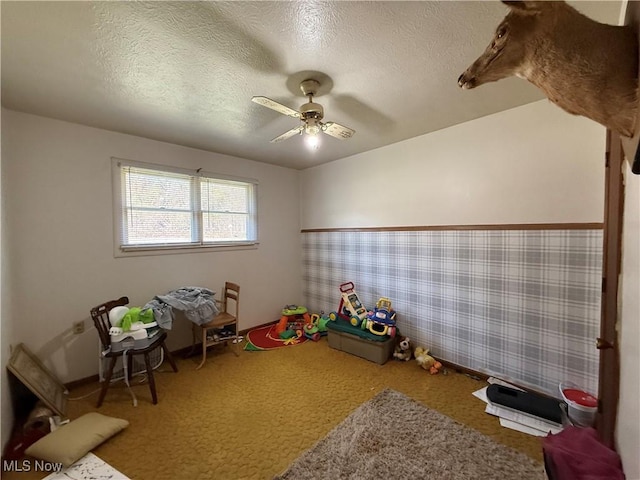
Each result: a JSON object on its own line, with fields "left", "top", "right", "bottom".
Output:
{"left": 327, "top": 329, "right": 394, "bottom": 364}
{"left": 560, "top": 382, "right": 598, "bottom": 427}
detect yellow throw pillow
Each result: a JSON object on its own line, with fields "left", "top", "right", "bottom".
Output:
{"left": 25, "top": 412, "right": 129, "bottom": 467}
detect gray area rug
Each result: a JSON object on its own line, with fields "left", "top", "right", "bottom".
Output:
{"left": 275, "top": 389, "right": 545, "bottom": 480}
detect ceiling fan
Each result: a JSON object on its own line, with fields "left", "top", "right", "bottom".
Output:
{"left": 252, "top": 79, "right": 355, "bottom": 143}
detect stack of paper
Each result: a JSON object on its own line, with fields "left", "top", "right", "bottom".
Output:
{"left": 43, "top": 453, "right": 130, "bottom": 480}
{"left": 473, "top": 377, "right": 564, "bottom": 437}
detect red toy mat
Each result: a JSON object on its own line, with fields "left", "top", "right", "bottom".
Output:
{"left": 244, "top": 323, "right": 308, "bottom": 351}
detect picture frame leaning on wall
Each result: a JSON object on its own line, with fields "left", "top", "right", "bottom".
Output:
{"left": 7, "top": 343, "right": 68, "bottom": 417}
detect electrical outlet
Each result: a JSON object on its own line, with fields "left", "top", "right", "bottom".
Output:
{"left": 72, "top": 320, "right": 85, "bottom": 334}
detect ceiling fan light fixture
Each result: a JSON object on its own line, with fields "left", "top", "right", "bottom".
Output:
{"left": 305, "top": 133, "right": 321, "bottom": 150}
{"left": 252, "top": 77, "right": 355, "bottom": 146}
{"left": 305, "top": 123, "right": 321, "bottom": 136}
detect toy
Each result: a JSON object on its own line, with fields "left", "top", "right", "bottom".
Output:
{"left": 275, "top": 305, "right": 311, "bottom": 339}
{"left": 316, "top": 313, "right": 331, "bottom": 332}
{"left": 303, "top": 312, "right": 331, "bottom": 341}
{"left": 329, "top": 282, "right": 368, "bottom": 327}
{"left": 414, "top": 346, "right": 442, "bottom": 375}
{"left": 107, "top": 306, "right": 160, "bottom": 353}
{"left": 363, "top": 297, "right": 397, "bottom": 337}
{"left": 393, "top": 336, "right": 412, "bottom": 361}
{"left": 109, "top": 305, "right": 155, "bottom": 331}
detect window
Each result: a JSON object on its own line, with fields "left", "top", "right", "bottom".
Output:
{"left": 113, "top": 158, "right": 257, "bottom": 254}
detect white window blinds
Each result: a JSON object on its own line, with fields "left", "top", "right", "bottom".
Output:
{"left": 114, "top": 159, "right": 257, "bottom": 251}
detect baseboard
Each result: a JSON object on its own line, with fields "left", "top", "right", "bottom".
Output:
{"left": 438, "top": 359, "right": 489, "bottom": 382}
{"left": 65, "top": 374, "right": 100, "bottom": 390}
{"left": 64, "top": 325, "right": 555, "bottom": 402}
{"left": 437, "top": 358, "right": 557, "bottom": 401}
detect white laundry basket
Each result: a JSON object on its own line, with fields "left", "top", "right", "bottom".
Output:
{"left": 559, "top": 382, "right": 598, "bottom": 427}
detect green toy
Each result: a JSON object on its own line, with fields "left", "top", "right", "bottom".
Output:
{"left": 276, "top": 305, "right": 311, "bottom": 339}
{"left": 120, "top": 307, "right": 155, "bottom": 331}
{"left": 303, "top": 312, "right": 331, "bottom": 341}
{"left": 282, "top": 305, "right": 308, "bottom": 316}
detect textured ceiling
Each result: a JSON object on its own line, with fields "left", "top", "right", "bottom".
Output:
{"left": 1, "top": 1, "right": 622, "bottom": 170}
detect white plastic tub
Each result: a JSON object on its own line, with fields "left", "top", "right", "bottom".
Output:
{"left": 559, "top": 382, "right": 598, "bottom": 427}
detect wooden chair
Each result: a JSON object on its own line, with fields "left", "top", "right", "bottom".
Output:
{"left": 192, "top": 282, "right": 240, "bottom": 370}
{"left": 90, "top": 296, "right": 178, "bottom": 407}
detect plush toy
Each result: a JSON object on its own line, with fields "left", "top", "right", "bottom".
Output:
{"left": 393, "top": 336, "right": 413, "bottom": 361}
{"left": 414, "top": 346, "right": 443, "bottom": 375}
{"left": 108, "top": 306, "right": 155, "bottom": 332}
{"left": 120, "top": 307, "right": 155, "bottom": 331}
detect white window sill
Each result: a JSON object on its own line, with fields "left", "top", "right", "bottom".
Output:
{"left": 114, "top": 242, "right": 259, "bottom": 258}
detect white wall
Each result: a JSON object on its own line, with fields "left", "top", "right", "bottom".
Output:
{"left": 1, "top": 109, "right": 302, "bottom": 388}
{"left": 617, "top": 160, "right": 640, "bottom": 480}
{"left": 0, "top": 106, "right": 11, "bottom": 455}
{"left": 301, "top": 100, "right": 605, "bottom": 228}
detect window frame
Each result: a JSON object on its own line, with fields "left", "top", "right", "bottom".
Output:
{"left": 112, "top": 157, "right": 258, "bottom": 257}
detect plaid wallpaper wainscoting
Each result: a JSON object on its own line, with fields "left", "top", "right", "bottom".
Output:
{"left": 302, "top": 229, "right": 603, "bottom": 397}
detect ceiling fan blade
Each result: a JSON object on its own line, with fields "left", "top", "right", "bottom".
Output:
{"left": 252, "top": 96, "right": 301, "bottom": 118}
{"left": 322, "top": 121, "right": 355, "bottom": 139}
{"left": 271, "top": 125, "right": 304, "bottom": 143}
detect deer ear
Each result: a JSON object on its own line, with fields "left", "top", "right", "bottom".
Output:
{"left": 501, "top": 1, "right": 545, "bottom": 13}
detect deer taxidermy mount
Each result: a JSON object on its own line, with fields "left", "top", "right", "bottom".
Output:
{"left": 458, "top": 0, "right": 640, "bottom": 174}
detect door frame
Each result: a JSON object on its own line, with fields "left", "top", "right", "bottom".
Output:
{"left": 597, "top": 130, "right": 625, "bottom": 448}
